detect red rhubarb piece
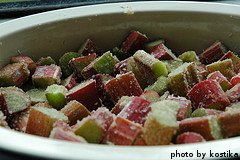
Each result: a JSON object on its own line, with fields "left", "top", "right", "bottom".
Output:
{"left": 187, "top": 79, "right": 230, "bottom": 110}
{"left": 114, "top": 58, "right": 130, "bottom": 74}
{"left": 61, "top": 73, "right": 78, "bottom": 90}
{"left": 121, "top": 31, "right": 148, "bottom": 57}
{"left": 111, "top": 96, "right": 134, "bottom": 115}
{"left": 207, "top": 71, "right": 232, "bottom": 91}
{"left": 118, "top": 97, "right": 151, "bottom": 125}
{"left": 78, "top": 39, "right": 100, "bottom": 56}
{"left": 176, "top": 132, "right": 206, "bottom": 144}
{"left": 10, "top": 109, "right": 30, "bottom": 132}
{"left": 199, "top": 41, "right": 226, "bottom": 64}
{"left": 230, "top": 73, "right": 240, "bottom": 87}
{"left": 226, "top": 83, "right": 240, "bottom": 102}
{"left": 140, "top": 90, "right": 160, "bottom": 102}
{"left": 103, "top": 116, "right": 142, "bottom": 145}
{"left": 220, "top": 51, "right": 240, "bottom": 73}
{"left": 150, "top": 43, "right": 177, "bottom": 60}
{"left": 106, "top": 72, "right": 143, "bottom": 102}
{"left": 10, "top": 55, "right": 36, "bottom": 74}
{"left": 133, "top": 133, "right": 147, "bottom": 146}
{"left": 66, "top": 79, "right": 101, "bottom": 111}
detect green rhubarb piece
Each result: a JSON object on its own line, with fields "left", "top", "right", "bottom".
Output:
{"left": 26, "top": 88, "right": 47, "bottom": 104}
{"left": 93, "top": 51, "right": 119, "bottom": 74}
{"left": 191, "top": 108, "right": 207, "bottom": 117}
{"left": 59, "top": 52, "right": 80, "bottom": 77}
{"left": 144, "top": 39, "right": 165, "bottom": 52}
{"left": 74, "top": 117, "right": 103, "bottom": 143}
{"left": 206, "top": 59, "right": 235, "bottom": 80}
{"left": 143, "top": 100, "right": 180, "bottom": 145}
{"left": 45, "top": 84, "right": 68, "bottom": 110}
{"left": 163, "top": 59, "right": 183, "bottom": 72}
{"left": 208, "top": 116, "right": 223, "bottom": 140}
{"left": 37, "top": 56, "right": 56, "bottom": 66}
{"left": 225, "top": 102, "right": 240, "bottom": 112}
{"left": 178, "top": 51, "right": 199, "bottom": 62}
{"left": 144, "top": 76, "right": 169, "bottom": 95}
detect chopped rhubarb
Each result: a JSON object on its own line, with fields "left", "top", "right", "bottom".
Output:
{"left": 114, "top": 58, "right": 130, "bottom": 74}
{"left": 143, "top": 100, "right": 180, "bottom": 145}
{"left": 179, "top": 116, "right": 223, "bottom": 141}
{"left": 66, "top": 79, "right": 101, "bottom": 111}
{"left": 26, "top": 88, "right": 47, "bottom": 105}
{"left": 59, "top": 52, "right": 80, "bottom": 77}
{"left": 111, "top": 96, "right": 134, "bottom": 115}
{"left": 176, "top": 132, "right": 205, "bottom": 144}
{"left": 144, "top": 39, "right": 165, "bottom": 53}
{"left": 207, "top": 71, "right": 232, "bottom": 91}
{"left": 133, "top": 50, "right": 168, "bottom": 85}
{"left": 10, "top": 109, "right": 29, "bottom": 132}
{"left": 133, "top": 133, "right": 147, "bottom": 146}
{"left": 103, "top": 116, "right": 142, "bottom": 145}
{"left": 226, "top": 83, "right": 240, "bottom": 102}
{"left": 105, "top": 72, "right": 143, "bottom": 102}
{"left": 150, "top": 43, "right": 177, "bottom": 60}
{"left": 78, "top": 39, "right": 100, "bottom": 56}
{"left": 220, "top": 51, "right": 240, "bottom": 73}
{"left": 36, "top": 56, "right": 56, "bottom": 66}
{"left": 118, "top": 97, "right": 151, "bottom": 125}
{"left": 144, "top": 76, "right": 169, "bottom": 95}
{"left": 163, "top": 60, "right": 183, "bottom": 73}
{"left": 230, "top": 73, "right": 240, "bottom": 87}
{"left": 206, "top": 59, "right": 235, "bottom": 80}
{"left": 10, "top": 55, "right": 36, "bottom": 74}
{"left": 191, "top": 108, "right": 222, "bottom": 117}
{"left": 199, "top": 41, "right": 226, "bottom": 64}
{"left": 69, "top": 53, "right": 96, "bottom": 78}
{"left": 0, "top": 63, "right": 30, "bottom": 87}
{"left": 26, "top": 107, "right": 68, "bottom": 137}
{"left": 140, "top": 90, "right": 160, "bottom": 102}
{"left": 112, "top": 47, "right": 125, "bottom": 60}
{"left": 187, "top": 79, "right": 230, "bottom": 110}
{"left": 32, "top": 65, "right": 61, "bottom": 88}
{"left": 61, "top": 73, "right": 78, "bottom": 90}
{"left": 121, "top": 31, "right": 148, "bottom": 57}
{"left": 178, "top": 51, "right": 199, "bottom": 62}
{"left": 61, "top": 100, "right": 90, "bottom": 126}
{"left": 45, "top": 84, "right": 68, "bottom": 110}
{"left": 0, "top": 111, "right": 8, "bottom": 128}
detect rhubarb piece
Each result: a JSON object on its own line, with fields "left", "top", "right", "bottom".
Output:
{"left": 144, "top": 39, "right": 165, "bottom": 53}
{"left": 226, "top": 83, "right": 240, "bottom": 102}
{"left": 220, "top": 51, "right": 240, "bottom": 73}
{"left": 187, "top": 79, "right": 230, "bottom": 110}
{"left": 230, "top": 73, "right": 240, "bottom": 87}
{"left": 45, "top": 84, "right": 68, "bottom": 110}
{"left": 121, "top": 31, "right": 148, "bottom": 57}
{"left": 61, "top": 73, "right": 77, "bottom": 90}
{"left": 225, "top": 102, "right": 240, "bottom": 112}
{"left": 114, "top": 58, "right": 130, "bottom": 74}
{"left": 159, "top": 91, "right": 170, "bottom": 101}
{"left": 59, "top": 52, "right": 80, "bottom": 77}
{"left": 105, "top": 72, "right": 143, "bottom": 102}
{"left": 176, "top": 132, "right": 205, "bottom": 144}
{"left": 199, "top": 41, "right": 226, "bottom": 64}
{"left": 69, "top": 53, "right": 96, "bottom": 78}
{"left": 111, "top": 96, "right": 134, "bottom": 115}
{"left": 26, "top": 106, "right": 68, "bottom": 137}
{"left": 32, "top": 65, "right": 61, "bottom": 88}
{"left": 166, "top": 95, "right": 192, "bottom": 121}
{"left": 26, "top": 88, "right": 47, "bottom": 105}
{"left": 150, "top": 43, "right": 177, "bottom": 60}
{"left": 206, "top": 59, "right": 235, "bottom": 80}
{"left": 36, "top": 56, "right": 56, "bottom": 66}
{"left": 178, "top": 51, "right": 199, "bottom": 62}
{"left": 10, "top": 109, "right": 29, "bottom": 132}
{"left": 0, "top": 87, "right": 31, "bottom": 116}
{"left": 133, "top": 133, "right": 147, "bottom": 146}
{"left": 140, "top": 90, "right": 160, "bottom": 102}
{"left": 196, "top": 63, "right": 209, "bottom": 79}
{"left": 0, "top": 63, "right": 30, "bottom": 87}
{"left": 80, "top": 60, "right": 98, "bottom": 79}
{"left": 164, "top": 60, "right": 183, "bottom": 73}
{"left": 191, "top": 108, "right": 222, "bottom": 117}
{"left": 103, "top": 116, "right": 142, "bottom": 145}
{"left": 118, "top": 97, "right": 151, "bottom": 125}
{"left": 144, "top": 76, "right": 169, "bottom": 95}
{"left": 112, "top": 47, "right": 125, "bottom": 60}
{"left": 33, "top": 102, "right": 52, "bottom": 108}
{"left": 93, "top": 51, "right": 119, "bottom": 74}
{"left": 10, "top": 55, "right": 36, "bottom": 73}
{"left": 66, "top": 79, "right": 101, "bottom": 111}
{"left": 207, "top": 71, "right": 232, "bottom": 91}
{"left": 61, "top": 100, "right": 90, "bottom": 125}
{"left": 0, "top": 111, "right": 8, "bottom": 128}
{"left": 78, "top": 39, "right": 99, "bottom": 56}
{"left": 93, "top": 74, "right": 114, "bottom": 108}
{"left": 218, "top": 109, "right": 240, "bottom": 137}
{"left": 143, "top": 100, "right": 180, "bottom": 145}
{"left": 179, "top": 116, "right": 223, "bottom": 141}
{"left": 133, "top": 50, "right": 168, "bottom": 85}
{"left": 73, "top": 116, "right": 103, "bottom": 143}
{"left": 50, "top": 121, "right": 87, "bottom": 143}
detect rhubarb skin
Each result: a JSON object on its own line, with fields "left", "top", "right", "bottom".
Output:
{"left": 10, "top": 109, "right": 30, "bottom": 132}
{"left": 10, "top": 55, "right": 36, "bottom": 74}
{"left": 114, "top": 58, "right": 130, "bottom": 74}
{"left": 105, "top": 72, "right": 143, "bottom": 102}
{"left": 66, "top": 79, "right": 101, "bottom": 111}
{"left": 230, "top": 73, "right": 240, "bottom": 87}
{"left": 78, "top": 39, "right": 100, "bottom": 56}
{"left": 220, "top": 51, "right": 240, "bottom": 73}
{"left": 199, "top": 41, "right": 226, "bottom": 64}
{"left": 207, "top": 71, "right": 232, "bottom": 91}
{"left": 61, "top": 100, "right": 91, "bottom": 126}
{"left": 103, "top": 116, "right": 142, "bottom": 145}
{"left": 226, "top": 83, "right": 240, "bottom": 102}
{"left": 111, "top": 96, "right": 134, "bottom": 115}
{"left": 150, "top": 43, "right": 177, "bottom": 60}
{"left": 121, "top": 31, "right": 148, "bottom": 57}
{"left": 36, "top": 56, "right": 56, "bottom": 66}
{"left": 187, "top": 79, "right": 230, "bottom": 110}
{"left": 61, "top": 73, "right": 78, "bottom": 90}
{"left": 176, "top": 132, "right": 205, "bottom": 144}
{"left": 118, "top": 97, "right": 151, "bottom": 125}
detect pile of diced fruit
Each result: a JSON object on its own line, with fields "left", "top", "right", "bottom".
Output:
{"left": 1, "top": 31, "right": 240, "bottom": 145}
